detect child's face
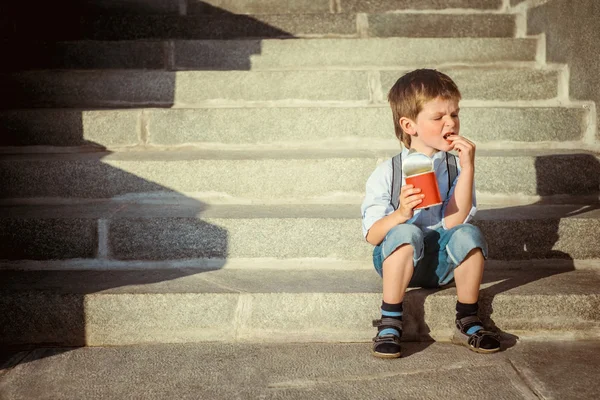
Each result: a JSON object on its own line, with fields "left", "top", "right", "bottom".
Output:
{"left": 408, "top": 96, "right": 460, "bottom": 155}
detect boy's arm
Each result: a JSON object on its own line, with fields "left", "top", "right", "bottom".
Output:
{"left": 443, "top": 136, "right": 477, "bottom": 229}
{"left": 443, "top": 166, "right": 474, "bottom": 229}
{"left": 366, "top": 184, "right": 424, "bottom": 245}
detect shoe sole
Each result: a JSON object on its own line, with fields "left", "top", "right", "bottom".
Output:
{"left": 451, "top": 335, "right": 501, "bottom": 354}
{"left": 372, "top": 349, "right": 401, "bottom": 359}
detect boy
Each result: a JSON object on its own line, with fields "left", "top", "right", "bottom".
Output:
{"left": 361, "top": 69, "right": 500, "bottom": 358}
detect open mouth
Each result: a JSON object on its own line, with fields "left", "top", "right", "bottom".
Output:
{"left": 443, "top": 133, "right": 454, "bottom": 140}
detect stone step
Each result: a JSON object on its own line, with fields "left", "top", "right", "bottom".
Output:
{"left": 0, "top": 266, "right": 598, "bottom": 345}
{"left": 0, "top": 203, "right": 599, "bottom": 261}
{"left": 3, "top": 12, "right": 515, "bottom": 41}
{"left": 0, "top": 106, "right": 588, "bottom": 148}
{"left": 0, "top": 67, "right": 559, "bottom": 109}
{"left": 0, "top": 342, "right": 598, "bottom": 400}
{"left": 1, "top": 149, "right": 598, "bottom": 200}
{"left": 1, "top": 0, "right": 504, "bottom": 18}
{"left": 190, "top": 0, "right": 504, "bottom": 15}
{"left": 338, "top": 0, "right": 504, "bottom": 12}
{"left": 0, "top": 37, "right": 537, "bottom": 72}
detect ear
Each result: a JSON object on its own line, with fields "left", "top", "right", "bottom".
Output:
{"left": 399, "top": 117, "right": 417, "bottom": 136}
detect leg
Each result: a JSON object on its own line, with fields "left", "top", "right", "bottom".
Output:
{"left": 382, "top": 244, "right": 416, "bottom": 304}
{"left": 372, "top": 224, "right": 424, "bottom": 358}
{"left": 454, "top": 247, "right": 485, "bottom": 304}
{"left": 442, "top": 224, "right": 500, "bottom": 353}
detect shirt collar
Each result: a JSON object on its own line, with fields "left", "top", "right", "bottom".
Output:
{"left": 401, "top": 147, "right": 446, "bottom": 167}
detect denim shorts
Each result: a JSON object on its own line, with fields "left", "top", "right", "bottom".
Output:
{"left": 372, "top": 224, "right": 488, "bottom": 288}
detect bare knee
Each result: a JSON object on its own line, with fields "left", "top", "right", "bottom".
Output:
{"left": 383, "top": 244, "right": 414, "bottom": 269}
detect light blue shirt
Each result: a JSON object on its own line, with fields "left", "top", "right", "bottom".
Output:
{"left": 361, "top": 147, "right": 477, "bottom": 239}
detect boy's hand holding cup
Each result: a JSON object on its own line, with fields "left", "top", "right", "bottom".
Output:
{"left": 400, "top": 152, "right": 443, "bottom": 214}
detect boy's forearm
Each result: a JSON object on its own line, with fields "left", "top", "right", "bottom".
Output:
{"left": 366, "top": 211, "right": 410, "bottom": 246}
{"left": 443, "top": 166, "right": 474, "bottom": 229}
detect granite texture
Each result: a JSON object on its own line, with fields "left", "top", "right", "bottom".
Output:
{"left": 176, "top": 38, "right": 538, "bottom": 70}
{"left": 0, "top": 109, "right": 140, "bottom": 147}
{"left": 189, "top": 0, "right": 331, "bottom": 14}
{"left": 1, "top": 151, "right": 597, "bottom": 200}
{"left": 341, "top": 0, "right": 503, "bottom": 12}
{"left": 1, "top": 41, "right": 166, "bottom": 71}
{"left": 0, "top": 219, "right": 97, "bottom": 260}
{"left": 380, "top": 68, "right": 559, "bottom": 101}
{"left": 368, "top": 13, "right": 515, "bottom": 38}
{"left": 527, "top": 0, "right": 600, "bottom": 139}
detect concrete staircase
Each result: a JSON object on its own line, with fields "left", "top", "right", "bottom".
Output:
{"left": 1, "top": 0, "right": 599, "bottom": 347}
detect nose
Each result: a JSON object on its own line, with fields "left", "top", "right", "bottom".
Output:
{"left": 444, "top": 115, "right": 455, "bottom": 128}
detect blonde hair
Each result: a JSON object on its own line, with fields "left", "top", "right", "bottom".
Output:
{"left": 388, "top": 69, "right": 461, "bottom": 148}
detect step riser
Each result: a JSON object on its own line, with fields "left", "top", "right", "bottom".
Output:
{"left": 2, "top": 154, "right": 598, "bottom": 199}
{"left": 2, "top": 217, "right": 599, "bottom": 261}
{"left": 3, "top": 14, "right": 514, "bottom": 42}
{"left": 0, "top": 68, "right": 558, "bottom": 108}
{"left": 1, "top": 290, "right": 597, "bottom": 346}
{"left": 340, "top": 0, "right": 503, "bottom": 12}
{"left": 0, "top": 37, "right": 538, "bottom": 73}
{"left": 0, "top": 107, "right": 587, "bottom": 148}
{"left": 1, "top": 0, "right": 504, "bottom": 17}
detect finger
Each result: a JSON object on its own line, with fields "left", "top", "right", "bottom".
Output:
{"left": 400, "top": 184, "right": 414, "bottom": 193}
{"left": 447, "top": 136, "right": 475, "bottom": 148}
{"left": 452, "top": 142, "right": 472, "bottom": 153}
{"left": 403, "top": 194, "right": 425, "bottom": 204}
{"left": 401, "top": 188, "right": 422, "bottom": 199}
{"left": 408, "top": 198, "right": 423, "bottom": 208}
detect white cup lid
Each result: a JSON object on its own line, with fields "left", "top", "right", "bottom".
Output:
{"left": 402, "top": 152, "right": 433, "bottom": 176}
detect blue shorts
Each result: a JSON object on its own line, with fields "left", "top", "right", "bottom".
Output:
{"left": 373, "top": 224, "right": 488, "bottom": 288}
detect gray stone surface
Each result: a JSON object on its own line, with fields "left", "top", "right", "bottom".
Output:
{"left": 85, "top": 293, "right": 240, "bottom": 345}
{"left": 2, "top": 203, "right": 598, "bottom": 261}
{"left": 0, "top": 151, "right": 378, "bottom": 199}
{"left": 81, "top": 14, "right": 353, "bottom": 40}
{"left": 368, "top": 13, "right": 515, "bottom": 38}
{"left": 342, "top": 0, "right": 503, "bottom": 12}
{"left": 0, "top": 268, "right": 599, "bottom": 345}
{"left": 381, "top": 68, "right": 559, "bottom": 101}
{"left": 0, "top": 71, "right": 177, "bottom": 108}
{"left": 528, "top": 0, "right": 600, "bottom": 139}
{"left": 145, "top": 106, "right": 586, "bottom": 145}
{"left": 0, "top": 70, "right": 372, "bottom": 108}
{"left": 1, "top": 150, "right": 598, "bottom": 199}
{"left": 172, "top": 70, "right": 370, "bottom": 103}
{"left": 189, "top": 0, "right": 331, "bottom": 14}
{"left": 0, "top": 66, "right": 557, "bottom": 108}
{"left": 5, "top": 341, "right": 589, "bottom": 400}
{"left": 0, "top": 219, "right": 97, "bottom": 260}
{"left": 0, "top": 109, "right": 140, "bottom": 147}
{"left": 0, "top": 293, "right": 86, "bottom": 346}
{"left": 2, "top": 41, "right": 166, "bottom": 71}
{"left": 83, "top": 0, "right": 181, "bottom": 14}
{"left": 0, "top": 106, "right": 584, "bottom": 148}
{"left": 507, "top": 341, "right": 600, "bottom": 399}
{"left": 175, "top": 38, "right": 538, "bottom": 69}
{"left": 475, "top": 150, "right": 600, "bottom": 196}
{"left": 110, "top": 217, "right": 366, "bottom": 260}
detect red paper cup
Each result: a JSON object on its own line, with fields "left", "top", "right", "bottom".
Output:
{"left": 405, "top": 171, "right": 442, "bottom": 209}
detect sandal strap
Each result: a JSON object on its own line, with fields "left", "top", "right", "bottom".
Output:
{"left": 467, "top": 330, "right": 501, "bottom": 348}
{"left": 373, "top": 334, "right": 401, "bottom": 344}
{"left": 456, "top": 315, "right": 482, "bottom": 331}
{"left": 372, "top": 318, "right": 403, "bottom": 331}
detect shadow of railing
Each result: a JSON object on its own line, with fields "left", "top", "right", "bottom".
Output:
{"left": 0, "top": 0, "right": 296, "bottom": 364}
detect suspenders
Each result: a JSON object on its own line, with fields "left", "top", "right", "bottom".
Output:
{"left": 390, "top": 152, "right": 458, "bottom": 210}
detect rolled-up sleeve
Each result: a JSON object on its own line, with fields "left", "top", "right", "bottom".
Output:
{"left": 441, "top": 168, "right": 477, "bottom": 230}
{"left": 361, "top": 161, "right": 395, "bottom": 239}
